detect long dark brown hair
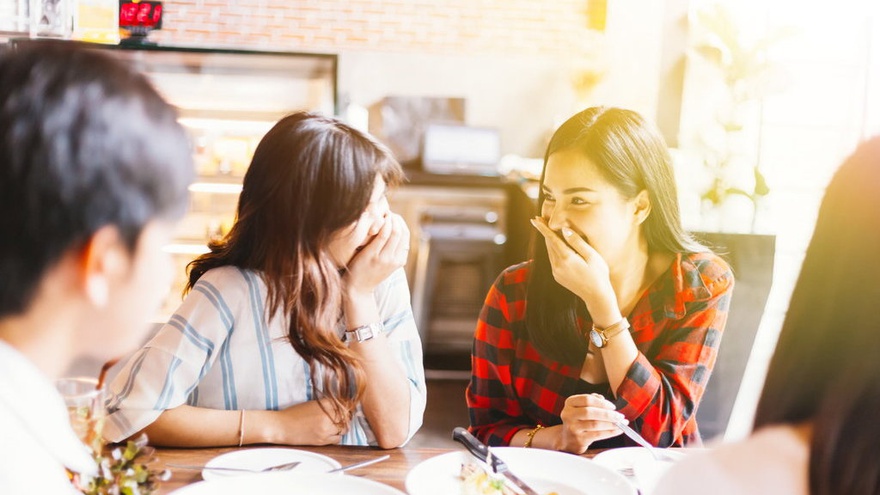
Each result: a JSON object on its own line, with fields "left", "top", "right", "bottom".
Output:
{"left": 753, "top": 137, "right": 880, "bottom": 495}
{"left": 525, "top": 106, "right": 703, "bottom": 365}
{"left": 186, "top": 112, "right": 403, "bottom": 428}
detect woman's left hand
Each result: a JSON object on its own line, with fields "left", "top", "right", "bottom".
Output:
{"left": 531, "top": 217, "right": 614, "bottom": 312}
{"left": 345, "top": 212, "right": 410, "bottom": 296}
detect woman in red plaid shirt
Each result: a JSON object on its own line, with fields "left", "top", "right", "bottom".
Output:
{"left": 467, "top": 106, "right": 734, "bottom": 453}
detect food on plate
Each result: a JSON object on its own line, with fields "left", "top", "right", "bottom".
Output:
{"left": 459, "top": 461, "right": 559, "bottom": 495}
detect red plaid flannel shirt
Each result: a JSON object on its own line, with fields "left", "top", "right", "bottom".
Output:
{"left": 466, "top": 252, "right": 733, "bottom": 448}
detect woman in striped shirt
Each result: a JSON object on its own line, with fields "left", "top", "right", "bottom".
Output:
{"left": 106, "top": 112, "right": 426, "bottom": 449}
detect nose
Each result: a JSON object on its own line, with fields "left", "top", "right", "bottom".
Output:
{"left": 366, "top": 200, "right": 390, "bottom": 235}
{"left": 545, "top": 202, "right": 567, "bottom": 231}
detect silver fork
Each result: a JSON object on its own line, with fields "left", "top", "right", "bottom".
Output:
{"left": 166, "top": 460, "right": 302, "bottom": 473}
{"left": 613, "top": 420, "right": 677, "bottom": 462}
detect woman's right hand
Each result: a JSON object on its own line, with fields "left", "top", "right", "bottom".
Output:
{"left": 555, "top": 393, "right": 625, "bottom": 454}
{"left": 265, "top": 399, "right": 345, "bottom": 445}
{"left": 345, "top": 212, "right": 409, "bottom": 297}
{"left": 530, "top": 217, "right": 619, "bottom": 323}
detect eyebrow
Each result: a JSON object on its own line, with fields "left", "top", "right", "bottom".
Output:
{"left": 542, "top": 186, "right": 598, "bottom": 194}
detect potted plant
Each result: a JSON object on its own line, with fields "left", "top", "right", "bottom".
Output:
{"left": 689, "top": 4, "right": 791, "bottom": 233}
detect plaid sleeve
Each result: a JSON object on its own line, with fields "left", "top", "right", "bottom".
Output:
{"left": 466, "top": 267, "right": 529, "bottom": 446}
{"left": 615, "top": 257, "right": 734, "bottom": 447}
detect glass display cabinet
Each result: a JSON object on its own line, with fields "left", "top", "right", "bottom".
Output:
{"left": 11, "top": 40, "right": 338, "bottom": 320}
{"left": 131, "top": 45, "right": 337, "bottom": 319}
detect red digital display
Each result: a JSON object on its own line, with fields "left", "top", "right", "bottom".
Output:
{"left": 119, "top": 1, "right": 163, "bottom": 30}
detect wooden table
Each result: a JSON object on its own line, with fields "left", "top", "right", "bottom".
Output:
{"left": 153, "top": 444, "right": 601, "bottom": 493}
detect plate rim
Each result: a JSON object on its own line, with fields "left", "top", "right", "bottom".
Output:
{"left": 405, "top": 447, "right": 636, "bottom": 495}
{"left": 592, "top": 446, "right": 687, "bottom": 466}
{"left": 172, "top": 471, "right": 406, "bottom": 495}
{"left": 201, "top": 446, "right": 343, "bottom": 481}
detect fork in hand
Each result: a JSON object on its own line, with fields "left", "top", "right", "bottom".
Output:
{"left": 613, "top": 420, "right": 678, "bottom": 462}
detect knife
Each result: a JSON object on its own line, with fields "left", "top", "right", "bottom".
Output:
{"left": 452, "top": 427, "right": 540, "bottom": 495}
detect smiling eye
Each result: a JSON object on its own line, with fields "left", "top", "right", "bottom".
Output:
{"left": 543, "top": 193, "right": 556, "bottom": 202}
{"left": 571, "top": 197, "right": 590, "bottom": 205}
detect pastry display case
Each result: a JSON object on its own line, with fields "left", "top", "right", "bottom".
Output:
{"left": 10, "top": 41, "right": 339, "bottom": 320}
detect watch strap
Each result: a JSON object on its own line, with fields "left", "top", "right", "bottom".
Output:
{"left": 592, "top": 317, "right": 630, "bottom": 346}
{"left": 345, "top": 321, "right": 383, "bottom": 343}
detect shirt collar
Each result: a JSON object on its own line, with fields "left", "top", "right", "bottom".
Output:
{"left": 0, "top": 340, "right": 97, "bottom": 476}
{"left": 661, "top": 252, "right": 717, "bottom": 319}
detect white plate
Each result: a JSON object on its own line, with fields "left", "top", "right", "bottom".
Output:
{"left": 592, "top": 447, "right": 689, "bottom": 495}
{"left": 201, "top": 447, "right": 342, "bottom": 480}
{"left": 171, "top": 472, "right": 406, "bottom": 495}
{"left": 405, "top": 447, "right": 636, "bottom": 495}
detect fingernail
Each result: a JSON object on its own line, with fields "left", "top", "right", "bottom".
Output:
{"left": 562, "top": 227, "right": 573, "bottom": 237}
{"left": 529, "top": 218, "right": 538, "bottom": 228}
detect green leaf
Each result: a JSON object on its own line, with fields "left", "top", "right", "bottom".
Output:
{"left": 754, "top": 168, "right": 770, "bottom": 196}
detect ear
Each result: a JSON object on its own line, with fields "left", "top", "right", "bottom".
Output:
{"left": 78, "top": 226, "right": 129, "bottom": 308}
{"left": 633, "top": 190, "right": 651, "bottom": 225}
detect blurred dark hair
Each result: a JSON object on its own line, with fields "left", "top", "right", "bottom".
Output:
{"left": 753, "top": 137, "right": 880, "bottom": 495}
{"left": 187, "top": 111, "right": 403, "bottom": 428}
{"left": 525, "top": 106, "right": 703, "bottom": 365}
{"left": 0, "top": 41, "right": 192, "bottom": 317}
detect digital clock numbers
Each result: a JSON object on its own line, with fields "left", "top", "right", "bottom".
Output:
{"left": 119, "top": 1, "right": 163, "bottom": 30}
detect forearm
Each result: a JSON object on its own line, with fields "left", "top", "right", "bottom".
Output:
{"left": 345, "top": 292, "right": 412, "bottom": 448}
{"left": 601, "top": 335, "right": 639, "bottom": 396}
{"left": 352, "top": 336, "right": 412, "bottom": 447}
{"left": 587, "top": 300, "right": 638, "bottom": 396}
{"left": 145, "top": 403, "right": 342, "bottom": 447}
{"left": 144, "top": 405, "right": 243, "bottom": 447}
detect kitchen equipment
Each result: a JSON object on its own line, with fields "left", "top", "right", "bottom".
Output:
{"left": 421, "top": 123, "right": 501, "bottom": 176}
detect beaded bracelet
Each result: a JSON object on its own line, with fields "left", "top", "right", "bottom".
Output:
{"left": 523, "top": 424, "right": 544, "bottom": 448}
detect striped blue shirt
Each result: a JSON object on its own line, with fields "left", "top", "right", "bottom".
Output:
{"left": 105, "top": 266, "right": 426, "bottom": 446}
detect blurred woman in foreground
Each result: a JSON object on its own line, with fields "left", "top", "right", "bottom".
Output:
{"left": 656, "top": 137, "right": 880, "bottom": 494}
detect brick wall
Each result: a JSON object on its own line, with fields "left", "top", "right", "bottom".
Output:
{"left": 150, "top": 0, "right": 597, "bottom": 56}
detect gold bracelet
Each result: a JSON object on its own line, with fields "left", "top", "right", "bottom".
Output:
{"left": 237, "top": 410, "right": 245, "bottom": 447}
{"left": 523, "top": 424, "right": 544, "bottom": 448}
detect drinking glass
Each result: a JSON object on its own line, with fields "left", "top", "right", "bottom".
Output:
{"left": 56, "top": 377, "right": 106, "bottom": 453}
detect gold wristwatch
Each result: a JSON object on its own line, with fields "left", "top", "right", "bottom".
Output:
{"left": 589, "top": 317, "right": 630, "bottom": 348}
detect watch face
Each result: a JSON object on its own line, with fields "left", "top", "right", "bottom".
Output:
{"left": 589, "top": 329, "right": 604, "bottom": 348}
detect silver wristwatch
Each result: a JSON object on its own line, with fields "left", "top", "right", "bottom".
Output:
{"left": 345, "top": 321, "right": 383, "bottom": 343}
